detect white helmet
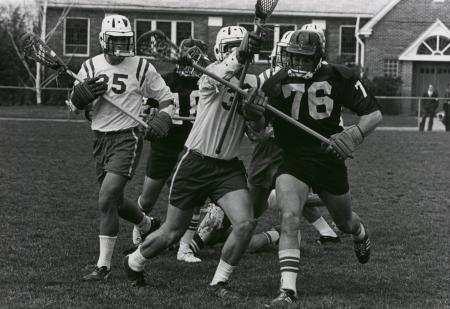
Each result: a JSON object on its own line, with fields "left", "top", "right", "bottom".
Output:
{"left": 99, "top": 14, "right": 135, "bottom": 57}
{"left": 214, "top": 26, "right": 247, "bottom": 61}
{"left": 270, "top": 30, "right": 294, "bottom": 71}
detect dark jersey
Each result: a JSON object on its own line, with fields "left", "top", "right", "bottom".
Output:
{"left": 262, "top": 63, "right": 380, "bottom": 153}
{"left": 162, "top": 70, "right": 199, "bottom": 125}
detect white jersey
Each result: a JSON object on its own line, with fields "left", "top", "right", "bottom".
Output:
{"left": 185, "top": 50, "right": 258, "bottom": 160}
{"left": 76, "top": 55, "right": 173, "bottom": 132}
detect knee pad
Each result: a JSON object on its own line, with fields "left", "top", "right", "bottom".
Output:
{"left": 281, "top": 212, "right": 300, "bottom": 236}
{"left": 234, "top": 219, "right": 257, "bottom": 237}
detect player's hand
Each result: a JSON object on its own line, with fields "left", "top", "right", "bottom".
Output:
{"left": 144, "top": 111, "right": 173, "bottom": 141}
{"left": 71, "top": 76, "right": 107, "bottom": 110}
{"left": 237, "top": 31, "right": 262, "bottom": 64}
{"left": 241, "top": 88, "right": 267, "bottom": 121}
{"left": 325, "top": 125, "right": 364, "bottom": 160}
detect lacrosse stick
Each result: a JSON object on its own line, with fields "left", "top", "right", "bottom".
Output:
{"left": 137, "top": 30, "right": 331, "bottom": 145}
{"left": 215, "top": 0, "right": 279, "bottom": 154}
{"left": 19, "top": 32, "right": 149, "bottom": 128}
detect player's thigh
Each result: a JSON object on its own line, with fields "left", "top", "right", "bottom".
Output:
{"left": 275, "top": 174, "right": 309, "bottom": 217}
{"left": 141, "top": 176, "right": 166, "bottom": 200}
{"left": 249, "top": 184, "right": 272, "bottom": 218}
{"left": 217, "top": 189, "right": 253, "bottom": 226}
{"left": 319, "top": 191, "right": 352, "bottom": 223}
{"left": 162, "top": 203, "right": 196, "bottom": 235}
{"left": 99, "top": 172, "right": 128, "bottom": 198}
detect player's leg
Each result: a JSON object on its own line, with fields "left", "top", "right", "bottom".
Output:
{"left": 428, "top": 112, "right": 435, "bottom": 131}
{"left": 138, "top": 176, "right": 166, "bottom": 214}
{"left": 83, "top": 172, "right": 129, "bottom": 281}
{"left": 302, "top": 203, "right": 339, "bottom": 244}
{"left": 319, "top": 191, "right": 370, "bottom": 264}
{"left": 209, "top": 189, "right": 256, "bottom": 298}
{"left": 177, "top": 207, "right": 202, "bottom": 263}
{"left": 270, "top": 174, "right": 308, "bottom": 305}
{"left": 124, "top": 204, "right": 195, "bottom": 286}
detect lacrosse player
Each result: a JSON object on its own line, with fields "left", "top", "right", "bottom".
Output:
{"left": 132, "top": 38, "right": 210, "bottom": 263}
{"left": 257, "top": 25, "right": 382, "bottom": 306}
{"left": 123, "top": 25, "right": 265, "bottom": 298}
{"left": 68, "top": 14, "right": 174, "bottom": 281}
{"left": 188, "top": 29, "right": 340, "bottom": 258}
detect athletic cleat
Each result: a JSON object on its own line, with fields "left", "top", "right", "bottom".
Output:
{"left": 209, "top": 281, "right": 241, "bottom": 300}
{"left": 316, "top": 235, "right": 341, "bottom": 245}
{"left": 132, "top": 216, "right": 161, "bottom": 245}
{"left": 177, "top": 247, "right": 202, "bottom": 263}
{"left": 123, "top": 256, "right": 146, "bottom": 287}
{"left": 268, "top": 289, "right": 298, "bottom": 308}
{"left": 82, "top": 266, "right": 110, "bottom": 281}
{"left": 354, "top": 224, "right": 371, "bottom": 264}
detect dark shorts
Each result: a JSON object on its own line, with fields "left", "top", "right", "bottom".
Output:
{"left": 278, "top": 149, "right": 349, "bottom": 195}
{"left": 169, "top": 149, "right": 248, "bottom": 210}
{"left": 248, "top": 138, "right": 283, "bottom": 189}
{"left": 146, "top": 124, "right": 192, "bottom": 179}
{"left": 93, "top": 127, "right": 143, "bottom": 183}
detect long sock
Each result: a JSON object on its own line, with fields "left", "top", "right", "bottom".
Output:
{"left": 210, "top": 259, "right": 235, "bottom": 285}
{"left": 97, "top": 235, "right": 117, "bottom": 270}
{"left": 262, "top": 230, "right": 280, "bottom": 245}
{"left": 190, "top": 233, "right": 204, "bottom": 254}
{"left": 135, "top": 215, "right": 151, "bottom": 235}
{"left": 279, "top": 249, "right": 300, "bottom": 295}
{"left": 180, "top": 213, "right": 200, "bottom": 247}
{"left": 352, "top": 222, "right": 366, "bottom": 241}
{"left": 128, "top": 247, "right": 148, "bottom": 272}
{"left": 312, "top": 217, "right": 338, "bottom": 237}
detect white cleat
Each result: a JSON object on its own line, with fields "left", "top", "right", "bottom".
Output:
{"left": 177, "top": 248, "right": 202, "bottom": 263}
{"left": 132, "top": 226, "right": 142, "bottom": 245}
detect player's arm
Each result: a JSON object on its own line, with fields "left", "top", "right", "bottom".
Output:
{"left": 68, "top": 62, "right": 107, "bottom": 111}
{"left": 326, "top": 77, "right": 382, "bottom": 160}
{"left": 140, "top": 63, "right": 175, "bottom": 141}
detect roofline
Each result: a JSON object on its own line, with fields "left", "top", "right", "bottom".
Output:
{"left": 46, "top": 3, "right": 374, "bottom": 18}
{"left": 359, "top": 0, "right": 402, "bottom": 37}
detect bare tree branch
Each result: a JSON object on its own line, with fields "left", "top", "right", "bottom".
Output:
{"left": 7, "top": 29, "right": 36, "bottom": 86}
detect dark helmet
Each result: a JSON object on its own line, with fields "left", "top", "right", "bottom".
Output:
{"left": 176, "top": 38, "right": 210, "bottom": 77}
{"left": 284, "top": 25, "right": 325, "bottom": 78}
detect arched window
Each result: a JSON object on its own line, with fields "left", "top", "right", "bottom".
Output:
{"left": 417, "top": 35, "right": 450, "bottom": 55}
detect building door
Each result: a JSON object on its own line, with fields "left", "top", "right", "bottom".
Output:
{"left": 413, "top": 62, "right": 450, "bottom": 97}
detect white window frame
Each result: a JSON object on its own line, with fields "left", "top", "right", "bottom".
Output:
{"left": 134, "top": 19, "right": 194, "bottom": 45}
{"left": 339, "top": 25, "right": 356, "bottom": 56}
{"left": 238, "top": 23, "right": 297, "bottom": 63}
{"left": 63, "top": 17, "right": 90, "bottom": 57}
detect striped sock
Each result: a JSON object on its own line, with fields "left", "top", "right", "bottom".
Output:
{"left": 279, "top": 249, "right": 300, "bottom": 294}
{"left": 97, "top": 235, "right": 117, "bottom": 270}
{"left": 262, "top": 230, "right": 280, "bottom": 245}
{"left": 180, "top": 213, "right": 200, "bottom": 247}
{"left": 189, "top": 233, "right": 204, "bottom": 255}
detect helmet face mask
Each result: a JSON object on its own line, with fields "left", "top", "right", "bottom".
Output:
{"left": 99, "top": 15, "right": 135, "bottom": 57}
{"left": 271, "top": 31, "right": 293, "bottom": 72}
{"left": 285, "top": 26, "right": 325, "bottom": 79}
{"left": 176, "top": 38, "right": 209, "bottom": 77}
{"left": 214, "top": 26, "right": 247, "bottom": 61}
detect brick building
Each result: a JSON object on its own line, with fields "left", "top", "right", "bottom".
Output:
{"left": 44, "top": 0, "right": 450, "bottom": 96}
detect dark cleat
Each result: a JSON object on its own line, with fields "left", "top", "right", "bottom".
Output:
{"left": 316, "top": 235, "right": 341, "bottom": 245}
{"left": 354, "top": 224, "right": 371, "bottom": 264}
{"left": 123, "top": 256, "right": 146, "bottom": 287}
{"left": 209, "top": 281, "right": 241, "bottom": 300}
{"left": 267, "top": 289, "right": 298, "bottom": 308}
{"left": 82, "top": 266, "right": 110, "bottom": 281}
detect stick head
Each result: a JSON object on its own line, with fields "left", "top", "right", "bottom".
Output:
{"left": 136, "top": 30, "right": 180, "bottom": 63}
{"left": 255, "top": 0, "right": 279, "bottom": 22}
{"left": 20, "top": 32, "right": 64, "bottom": 70}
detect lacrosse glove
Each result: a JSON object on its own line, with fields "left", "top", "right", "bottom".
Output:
{"left": 71, "top": 76, "right": 107, "bottom": 110}
{"left": 144, "top": 111, "right": 173, "bottom": 141}
{"left": 325, "top": 125, "right": 364, "bottom": 160}
{"left": 237, "top": 31, "right": 262, "bottom": 64}
{"left": 241, "top": 88, "right": 267, "bottom": 121}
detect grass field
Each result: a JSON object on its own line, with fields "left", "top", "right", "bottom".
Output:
{"left": 1, "top": 116, "right": 449, "bottom": 309}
